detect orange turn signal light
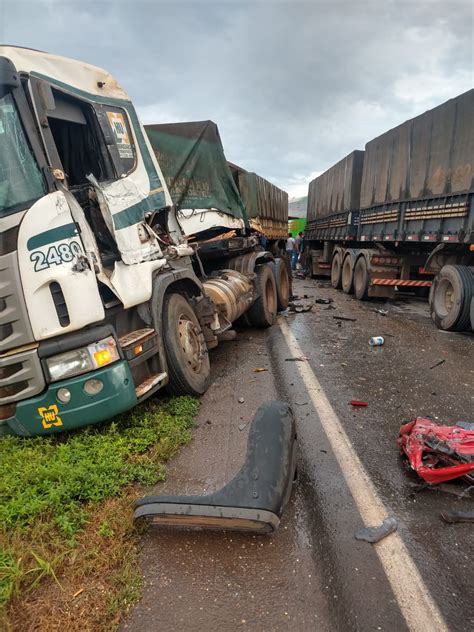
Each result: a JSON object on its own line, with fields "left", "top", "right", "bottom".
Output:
{"left": 94, "top": 349, "right": 112, "bottom": 367}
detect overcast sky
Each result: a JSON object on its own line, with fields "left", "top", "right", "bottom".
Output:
{"left": 1, "top": 0, "right": 473, "bottom": 198}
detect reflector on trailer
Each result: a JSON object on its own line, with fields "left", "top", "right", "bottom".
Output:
{"left": 134, "top": 401, "right": 297, "bottom": 533}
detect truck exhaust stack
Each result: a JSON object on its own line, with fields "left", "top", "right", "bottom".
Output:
{"left": 134, "top": 401, "right": 297, "bottom": 533}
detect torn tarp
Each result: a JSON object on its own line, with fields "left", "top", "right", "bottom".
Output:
{"left": 398, "top": 418, "right": 474, "bottom": 484}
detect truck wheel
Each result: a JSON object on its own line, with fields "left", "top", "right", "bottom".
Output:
{"left": 353, "top": 256, "right": 370, "bottom": 300}
{"left": 247, "top": 264, "right": 277, "bottom": 328}
{"left": 272, "top": 258, "right": 290, "bottom": 310}
{"left": 331, "top": 252, "right": 342, "bottom": 289}
{"left": 341, "top": 256, "right": 354, "bottom": 294}
{"left": 429, "top": 265, "right": 473, "bottom": 331}
{"left": 162, "top": 293, "right": 211, "bottom": 395}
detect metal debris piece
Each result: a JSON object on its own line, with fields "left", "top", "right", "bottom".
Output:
{"left": 285, "top": 356, "right": 309, "bottom": 362}
{"left": 315, "top": 298, "right": 334, "bottom": 304}
{"left": 238, "top": 423, "right": 247, "bottom": 431}
{"left": 429, "top": 359, "right": 446, "bottom": 370}
{"left": 373, "top": 308, "right": 388, "bottom": 316}
{"left": 350, "top": 400, "right": 368, "bottom": 407}
{"left": 354, "top": 517, "right": 398, "bottom": 543}
{"left": 289, "top": 301, "right": 313, "bottom": 313}
{"left": 440, "top": 510, "right": 474, "bottom": 524}
{"left": 333, "top": 315, "right": 357, "bottom": 322}
{"left": 238, "top": 397, "right": 245, "bottom": 403}
{"left": 254, "top": 367, "right": 268, "bottom": 373}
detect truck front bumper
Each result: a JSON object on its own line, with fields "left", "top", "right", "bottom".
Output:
{"left": 0, "top": 361, "right": 137, "bottom": 437}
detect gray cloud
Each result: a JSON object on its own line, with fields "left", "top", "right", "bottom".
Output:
{"left": 1, "top": 0, "right": 472, "bottom": 196}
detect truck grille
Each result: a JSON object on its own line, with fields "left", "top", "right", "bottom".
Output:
{"left": 0, "top": 347, "right": 45, "bottom": 405}
{"left": 0, "top": 250, "right": 35, "bottom": 353}
{"left": 0, "top": 233, "right": 44, "bottom": 405}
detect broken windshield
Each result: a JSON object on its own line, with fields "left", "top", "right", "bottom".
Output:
{"left": 0, "top": 92, "right": 46, "bottom": 218}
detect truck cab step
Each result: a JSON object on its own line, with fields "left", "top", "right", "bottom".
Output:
{"left": 135, "top": 372, "right": 167, "bottom": 399}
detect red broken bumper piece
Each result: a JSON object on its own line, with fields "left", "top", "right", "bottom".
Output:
{"left": 398, "top": 417, "right": 474, "bottom": 484}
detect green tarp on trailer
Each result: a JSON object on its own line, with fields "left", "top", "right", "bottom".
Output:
{"left": 145, "top": 121, "right": 248, "bottom": 224}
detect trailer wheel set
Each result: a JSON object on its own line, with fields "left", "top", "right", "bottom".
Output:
{"left": 318, "top": 248, "right": 474, "bottom": 332}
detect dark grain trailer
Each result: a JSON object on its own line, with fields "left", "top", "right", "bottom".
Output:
{"left": 228, "top": 162, "right": 289, "bottom": 241}
{"left": 304, "top": 90, "right": 474, "bottom": 331}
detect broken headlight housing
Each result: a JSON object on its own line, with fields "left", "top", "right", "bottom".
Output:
{"left": 45, "top": 336, "right": 120, "bottom": 382}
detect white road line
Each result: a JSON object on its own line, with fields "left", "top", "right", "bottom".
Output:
{"left": 279, "top": 319, "right": 447, "bottom": 632}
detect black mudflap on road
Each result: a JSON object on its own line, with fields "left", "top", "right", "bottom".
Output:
{"left": 134, "top": 401, "right": 297, "bottom": 533}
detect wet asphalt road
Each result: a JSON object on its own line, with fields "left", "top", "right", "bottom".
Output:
{"left": 123, "top": 278, "right": 473, "bottom": 631}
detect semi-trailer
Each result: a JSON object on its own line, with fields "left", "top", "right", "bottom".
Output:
{"left": 305, "top": 90, "right": 474, "bottom": 331}
{"left": 0, "top": 47, "right": 284, "bottom": 437}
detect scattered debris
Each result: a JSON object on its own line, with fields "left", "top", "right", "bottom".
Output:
{"left": 206, "top": 420, "right": 212, "bottom": 425}
{"left": 429, "top": 359, "right": 446, "bottom": 370}
{"left": 285, "top": 356, "right": 309, "bottom": 362}
{"left": 288, "top": 301, "right": 313, "bottom": 313}
{"left": 134, "top": 401, "right": 297, "bottom": 533}
{"left": 294, "top": 401, "right": 309, "bottom": 406}
{"left": 238, "top": 397, "right": 245, "bottom": 403}
{"left": 315, "top": 298, "right": 334, "bottom": 305}
{"left": 254, "top": 367, "right": 268, "bottom": 373}
{"left": 324, "top": 304, "right": 337, "bottom": 310}
{"left": 354, "top": 517, "right": 398, "bottom": 543}
{"left": 373, "top": 308, "right": 388, "bottom": 316}
{"left": 333, "top": 315, "right": 357, "bottom": 322}
{"left": 72, "top": 588, "right": 84, "bottom": 599}
{"left": 369, "top": 336, "right": 385, "bottom": 346}
{"left": 440, "top": 510, "right": 474, "bottom": 524}
{"left": 409, "top": 481, "right": 474, "bottom": 499}
{"left": 238, "top": 423, "right": 247, "bottom": 431}
{"left": 350, "top": 400, "right": 368, "bottom": 407}
{"left": 398, "top": 417, "right": 474, "bottom": 484}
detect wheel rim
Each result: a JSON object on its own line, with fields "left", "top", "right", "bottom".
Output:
{"left": 434, "top": 278, "right": 456, "bottom": 319}
{"left": 177, "top": 313, "right": 203, "bottom": 373}
{"left": 265, "top": 278, "right": 276, "bottom": 315}
{"left": 280, "top": 267, "right": 289, "bottom": 302}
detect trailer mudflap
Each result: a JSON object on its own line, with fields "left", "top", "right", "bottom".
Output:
{"left": 134, "top": 401, "right": 296, "bottom": 533}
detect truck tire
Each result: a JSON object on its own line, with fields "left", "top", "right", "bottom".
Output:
{"left": 162, "top": 293, "right": 211, "bottom": 395}
{"left": 470, "top": 295, "right": 474, "bottom": 331}
{"left": 341, "top": 255, "right": 354, "bottom": 294}
{"left": 429, "top": 265, "right": 473, "bottom": 331}
{"left": 353, "top": 256, "right": 370, "bottom": 300}
{"left": 271, "top": 258, "right": 290, "bottom": 310}
{"left": 331, "top": 252, "right": 343, "bottom": 289}
{"left": 247, "top": 264, "right": 277, "bottom": 328}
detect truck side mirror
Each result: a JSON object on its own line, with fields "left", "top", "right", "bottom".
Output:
{"left": 0, "top": 57, "right": 20, "bottom": 88}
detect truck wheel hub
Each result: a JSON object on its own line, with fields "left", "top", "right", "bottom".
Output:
{"left": 178, "top": 315, "right": 202, "bottom": 372}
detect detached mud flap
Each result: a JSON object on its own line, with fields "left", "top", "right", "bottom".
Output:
{"left": 134, "top": 401, "right": 296, "bottom": 533}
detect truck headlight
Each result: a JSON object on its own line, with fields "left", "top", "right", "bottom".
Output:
{"left": 46, "top": 336, "right": 119, "bottom": 382}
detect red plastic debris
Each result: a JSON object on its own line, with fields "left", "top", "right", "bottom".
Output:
{"left": 398, "top": 417, "right": 474, "bottom": 484}
{"left": 350, "top": 400, "right": 368, "bottom": 407}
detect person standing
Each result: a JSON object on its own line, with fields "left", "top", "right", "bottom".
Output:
{"left": 286, "top": 232, "right": 297, "bottom": 270}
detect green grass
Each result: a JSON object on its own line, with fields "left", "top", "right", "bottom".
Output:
{"left": 0, "top": 396, "right": 198, "bottom": 627}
